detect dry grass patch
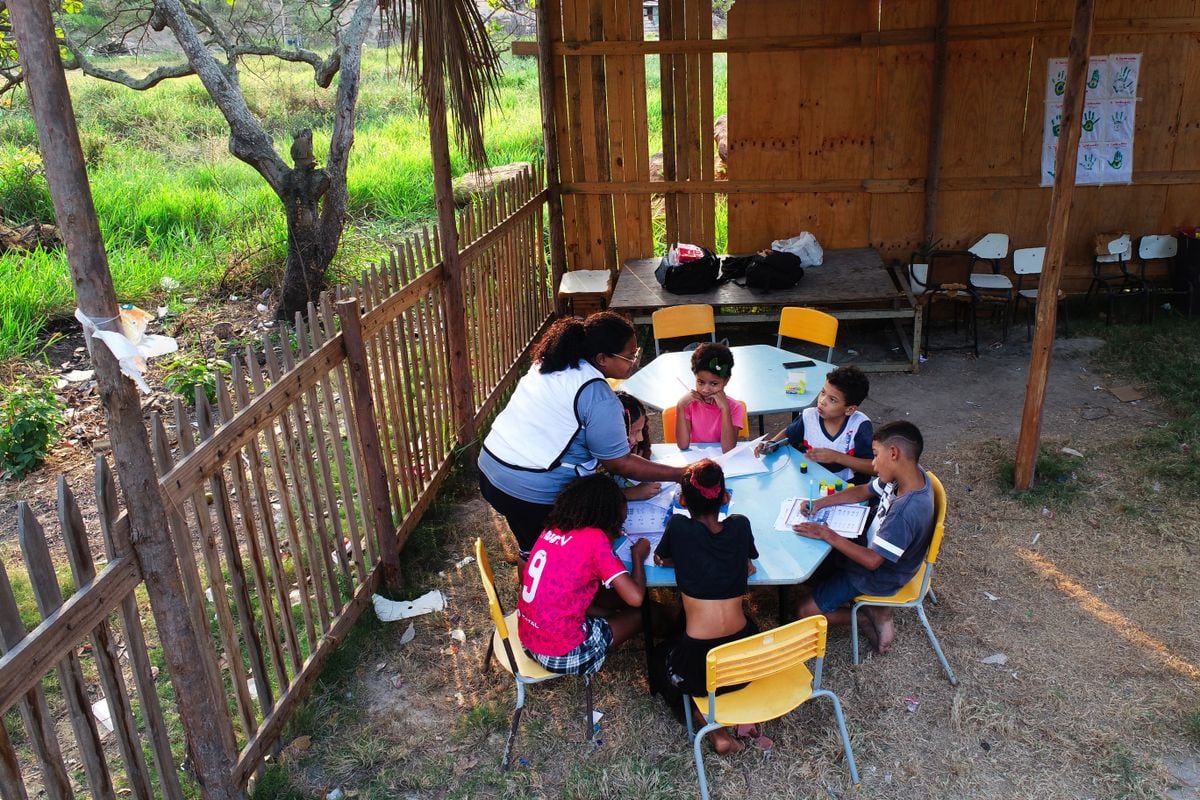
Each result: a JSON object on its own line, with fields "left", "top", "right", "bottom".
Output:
{"left": 261, "top": 416, "right": 1200, "bottom": 800}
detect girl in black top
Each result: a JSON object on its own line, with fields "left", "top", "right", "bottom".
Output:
{"left": 654, "top": 459, "right": 760, "bottom": 754}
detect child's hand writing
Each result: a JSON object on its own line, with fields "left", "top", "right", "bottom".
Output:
{"left": 631, "top": 538, "right": 651, "bottom": 561}
{"left": 793, "top": 521, "right": 834, "bottom": 542}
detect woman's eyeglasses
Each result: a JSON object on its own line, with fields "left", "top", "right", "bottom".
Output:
{"left": 609, "top": 346, "right": 642, "bottom": 365}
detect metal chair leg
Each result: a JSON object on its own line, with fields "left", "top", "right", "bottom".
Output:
{"left": 502, "top": 681, "right": 526, "bottom": 771}
{"left": 813, "top": 689, "right": 860, "bottom": 785}
{"left": 692, "top": 721, "right": 724, "bottom": 800}
{"left": 916, "top": 604, "right": 958, "bottom": 686}
{"left": 584, "top": 675, "right": 595, "bottom": 742}
{"left": 481, "top": 636, "right": 495, "bottom": 673}
{"left": 850, "top": 601, "right": 863, "bottom": 666}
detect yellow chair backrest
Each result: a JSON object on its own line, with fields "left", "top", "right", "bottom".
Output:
{"left": 475, "top": 538, "right": 511, "bottom": 641}
{"left": 777, "top": 307, "right": 838, "bottom": 351}
{"left": 662, "top": 400, "right": 750, "bottom": 444}
{"left": 923, "top": 470, "right": 947, "bottom": 565}
{"left": 652, "top": 304, "right": 716, "bottom": 343}
{"left": 705, "top": 615, "right": 827, "bottom": 694}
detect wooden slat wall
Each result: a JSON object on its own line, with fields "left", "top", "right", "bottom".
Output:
{"left": 552, "top": 0, "right": 1200, "bottom": 290}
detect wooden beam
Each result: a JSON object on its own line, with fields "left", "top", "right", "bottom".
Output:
{"left": 562, "top": 178, "right": 925, "bottom": 194}
{"left": 524, "top": 18, "right": 1200, "bottom": 57}
{"left": 457, "top": 188, "right": 549, "bottom": 266}
{"left": 424, "top": 20, "right": 477, "bottom": 453}
{"left": 923, "top": 0, "right": 949, "bottom": 245}
{"left": 5, "top": 3, "right": 242, "bottom": 797}
{"left": 1014, "top": 0, "right": 1096, "bottom": 491}
{"left": 535, "top": 0, "right": 567, "bottom": 307}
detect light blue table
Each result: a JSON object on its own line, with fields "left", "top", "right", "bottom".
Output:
{"left": 618, "top": 344, "right": 834, "bottom": 416}
{"left": 618, "top": 443, "right": 844, "bottom": 588}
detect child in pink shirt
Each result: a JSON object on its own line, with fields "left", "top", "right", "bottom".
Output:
{"left": 518, "top": 474, "right": 650, "bottom": 674}
{"left": 674, "top": 342, "right": 745, "bottom": 453}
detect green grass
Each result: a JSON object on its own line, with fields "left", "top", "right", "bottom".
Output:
{"left": 0, "top": 50, "right": 544, "bottom": 361}
{"left": 1089, "top": 318, "right": 1200, "bottom": 491}
{"left": 997, "top": 446, "right": 1086, "bottom": 508}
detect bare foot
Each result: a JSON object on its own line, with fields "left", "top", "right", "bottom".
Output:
{"left": 866, "top": 607, "right": 895, "bottom": 654}
{"left": 710, "top": 727, "right": 744, "bottom": 755}
{"left": 857, "top": 609, "right": 881, "bottom": 654}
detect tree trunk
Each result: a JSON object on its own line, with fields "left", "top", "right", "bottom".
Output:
{"left": 277, "top": 131, "right": 333, "bottom": 320}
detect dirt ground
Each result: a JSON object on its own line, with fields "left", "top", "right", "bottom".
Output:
{"left": 272, "top": 317, "right": 1200, "bottom": 800}
{"left": 5, "top": 313, "right": 1199, "bottom": 799}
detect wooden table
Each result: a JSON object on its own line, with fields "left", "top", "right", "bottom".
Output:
{"left": 610, "top": 248, "right": 922, "bottom": 372}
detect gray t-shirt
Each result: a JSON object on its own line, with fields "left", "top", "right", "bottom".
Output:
{"left": 478, "top": 380, "right": 631, "bottom": 505}
{"left": 845, "top": 468, "right": 935, "bottom": 595}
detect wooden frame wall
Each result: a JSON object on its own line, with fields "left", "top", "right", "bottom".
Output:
{"left": 543, "top": 0, "right": 1200, "bottom": 289}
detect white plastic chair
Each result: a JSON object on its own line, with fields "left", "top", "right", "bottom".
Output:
{"left": 1012, "top": 246, "right": 1069, "bottom": 340}
{"left": 1088, "top": 234, "right": 1147, "bottom": 324}
{"left": 967, "top": 233, "right": 1013, "bottom": 340}
{"left": 1137, "top": 234, "right": 1188, "bottom": 319}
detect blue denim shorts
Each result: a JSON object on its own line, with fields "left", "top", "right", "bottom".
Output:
{"left": 811, "top": 573, "right": 861, "bottom": 613}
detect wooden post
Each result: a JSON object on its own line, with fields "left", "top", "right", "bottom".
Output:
{"left": 424, "top": 25, "right": 478, "bottom": 453}
{"left": 5, "top": 4, "right": 242, "bottom": 798}
{"left": 1014, "top": 0, "right": 1096, "bottom": 490}
{"left": 922, "top": 0, "right": 949, "bottom": 246}
{"left": 536, "top": 0, "right": 568, "bottom": 307}
{"left": 336, "top": 298, "right": 401, "bottom": 592}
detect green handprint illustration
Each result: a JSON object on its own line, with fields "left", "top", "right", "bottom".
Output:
{"left": 1082, "top": 153, "right": 1097, "bottom": 171}
{"left": 1111, "top": 110, "right": 1128, "bottom": 132}
{"left": 1052, "top": 114, "right": 1062, "bottom": 137}
{"left": 1082, "top": 110, "right": 1099, "bottom": 133}
{"left": 1053, "top": 69, "right": 1066, "bottom": 96}
{"left": 1087, "top": 68, "right": 1101, "bottom": 90}
{"left": 1108, "top": 150, "right": 1124, "bottom": 169}
{"left": 1112, "top": 66, "right": 1135, "bottom": 95}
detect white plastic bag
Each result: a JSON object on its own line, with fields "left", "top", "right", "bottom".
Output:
{"left": 771, "top": 232, "right": 824, "bottom": 267}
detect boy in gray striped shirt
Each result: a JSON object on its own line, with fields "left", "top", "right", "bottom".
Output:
{"left": 792, "top": 421, "right": 934, "bottom": 655}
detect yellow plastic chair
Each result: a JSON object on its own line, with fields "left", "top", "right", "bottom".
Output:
{"left": 661, "top": 400, "right": 750, "bottom": 444}
{"left": 775, "top": 307, "right": 838, "bottom": 362}
{"left": 685, "top": 616, "right": 859, "bottom": 800}
{"left": 652, "top": 304, "right": 716, "bottom": 356}
{"left": 474, "top": 538, "right": 594, "bottom": 770}
{"left": 850, "top": 470, "right": 958, "bottom": 685}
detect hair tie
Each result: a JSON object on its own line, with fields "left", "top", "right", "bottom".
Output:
{"left": 705, "top": 356, "right": 731, "bottom": 379}
{"left": 689, "top": 472, "right": 721, "bottom": 499}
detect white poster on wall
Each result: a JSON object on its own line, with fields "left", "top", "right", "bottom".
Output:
{"left": 1042, "top": 53, "right": 1140, "bottom": 186}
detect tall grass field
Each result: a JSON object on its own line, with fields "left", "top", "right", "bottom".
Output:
{"left": 0, "top": 49, "right": 729, "bottom": 362}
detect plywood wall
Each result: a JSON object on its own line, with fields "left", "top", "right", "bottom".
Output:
{"left": 550, "top": 0, "right": 1200, "bottom": 289}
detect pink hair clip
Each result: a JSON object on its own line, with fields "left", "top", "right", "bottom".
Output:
{"left": 689, "top": 472, "right": 722, "bottom": 499}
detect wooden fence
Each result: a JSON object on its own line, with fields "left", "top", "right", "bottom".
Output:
{"left": 0, "top": 164, "right": 553, "bottom": 798}
{"left": 535, "top": 0, "right": 1200, "bottom": 291}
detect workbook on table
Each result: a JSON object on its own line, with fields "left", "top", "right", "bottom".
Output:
{"left": 774, "top": 499, "right": 869, "bottom": 538}
{"left": 614, "top": 531, "right": 664, "bottom": 567}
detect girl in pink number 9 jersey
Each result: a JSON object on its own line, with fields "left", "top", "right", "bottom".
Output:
{"left": 518, "top": 475, "right": 650, "bottom": 675}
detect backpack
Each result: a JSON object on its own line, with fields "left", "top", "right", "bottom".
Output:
{"left": 654, "top": 247, "right": 720, "bottom": 295}
{"left": 732, "top": 251, "right": 805, "bottom": 291}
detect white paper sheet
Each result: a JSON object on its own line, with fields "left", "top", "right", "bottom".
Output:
{"left": 615, "top": 531, "right": 664, "bottom": 566}
{"left": 624, "top": 500, "right": 670, "bottom": 534}
{"left": 774, "top": 498, "right": 869, "bottom": 538}
{"left": 713, "top": 435, "right": 770, "bottom": 478}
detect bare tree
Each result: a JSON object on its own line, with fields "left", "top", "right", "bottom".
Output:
{"left": 0, "top": 0, "right": 501, "bottom": 319}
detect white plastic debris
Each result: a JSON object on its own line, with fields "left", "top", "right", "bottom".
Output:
{"left": 62, "top": 369, "right": 94, "bottom": 383}
{"left": 591, "top": 710, "right": 604, "bottom": 724}
{"left": 326, "top": 788, "right": 344, "bottom": 800}
{"left": 91, "top": 697, "right": 114, "bottom": 734}
{"left": 982, "top": 591, "right": 999, "bottom": 601}
{"left": 399, "top": 623, "right": 416, "bottom": 645}
{"left": 256, "top": 303, "right": 269, "bottom": 313}
{"left": 981, "top": 653, "right": 1009, "bottom": 666}
{"left": 454, "top": 556, "right": 475, "bottom": 570}
{"left": 76, "top": 306, "right": 177, "bottom": 394}
{"left": 160, "top": 276, "right": 180, "bottom": 291}
{"left": 450, "top": 629, "right": 466, "bottom": 643}
{"left": 373, "top": 589, "right": 445, "bottom": 622}
{"left": 1061, "top": 447, "right": 1084, "bottom": 458}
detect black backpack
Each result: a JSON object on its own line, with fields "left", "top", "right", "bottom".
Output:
{"left": 735, "top": 251, "right": 804, "bottom": 291}
{"left": 654, "top": 247, "right": 720, "bottom": 295}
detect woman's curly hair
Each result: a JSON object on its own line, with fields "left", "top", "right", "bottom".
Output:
{"left": 533, "top": 311, "right": 635, "bottom": 374}
{"left": 543, "top": 474, "right": 628, "bottom": 537}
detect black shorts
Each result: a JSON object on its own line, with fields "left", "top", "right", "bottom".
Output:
{"left": 666, "top": 618, "right": 760, "bottom": 697}
{"left": 478, "top": 471, "right": 553, "bottom": 559}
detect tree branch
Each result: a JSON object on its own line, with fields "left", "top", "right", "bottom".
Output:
{"left": 151, "top": 0, "right": 289, "bottom": 193}
{"left": 62, "top": 42, "right": 196, "bottom": 89}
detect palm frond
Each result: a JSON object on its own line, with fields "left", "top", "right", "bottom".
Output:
{"left": 387, "top": 0, "right": 501, "bottom": 168}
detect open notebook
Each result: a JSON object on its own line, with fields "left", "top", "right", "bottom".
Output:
{"left": 774, "top": 499, "right": 869, "bottom": 539}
